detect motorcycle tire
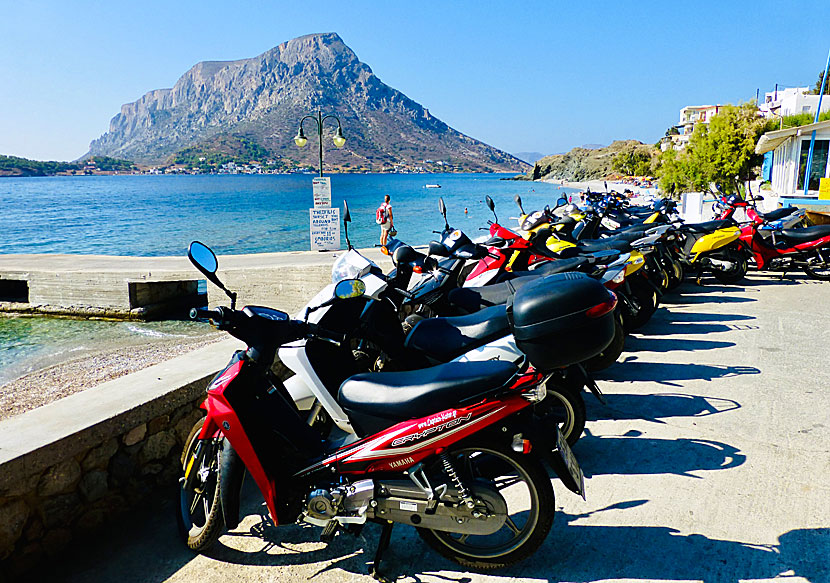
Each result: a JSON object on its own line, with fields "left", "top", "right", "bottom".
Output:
{"left": 176, "top": 417, "right": 225, "bottom": 552}
{"left": 666, "top": 259, "right": 685, "bottom": 290}
{"left": 621, "top": 278, "right": 657, "bottom": 332}
{"left": 712, "top": 247, "right": 748, "bottom": 285}
{"left": 582, "top": 313, "right": 625, "bottom": 373}
{"left": 416, "top": 442, "right": 554, "bottom": 570}
{"left": 802, "top": 250, "right": 830, "bottom": 281}
{"left": 537, "top": 384, "right": 586, "bottom": 446}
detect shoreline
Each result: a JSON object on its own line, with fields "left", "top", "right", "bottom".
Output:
{"left": 0, "top": 332, "right": 224, "bottom": 422}
{"left": 540, "top": 177, "right": 661, "bottom": 198}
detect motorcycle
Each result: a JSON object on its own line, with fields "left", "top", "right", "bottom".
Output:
{"left": 177, "top": 240, "right": 608, "bottom": 577}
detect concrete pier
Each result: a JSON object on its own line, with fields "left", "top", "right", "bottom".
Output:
{"left": 0, "top": 248, "right": 394, "bottom": 319}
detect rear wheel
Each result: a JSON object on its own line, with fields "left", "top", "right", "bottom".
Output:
{"left": 666, "top": 258, "right": 685, "bottom": 290}
{"left": 416, "top": 443, "right": 555, "bottom": 570}
{"left": 802, "top": 249, "right": 830, "bottom": 280}
{"left": 583, "top": 313, "right": 625, "bottom": 372}
{"left": 176, "top": 418, "right": 225, "bottom": 552}
{"left": 537, "top": 384, "right": 586, "bottom": 446}
{"left": 711, "top": 247, "right": 748, "bottom": 284}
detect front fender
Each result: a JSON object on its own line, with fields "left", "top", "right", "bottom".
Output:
{"left": 219, "top": 439, "right": 245, "bottom": 530}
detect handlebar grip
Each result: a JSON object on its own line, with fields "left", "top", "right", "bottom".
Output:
{"left": 306, "top": 323, "right": 345, "bottom": 346}
{"left": 190, "top": 307, "right": 224, "bottom": 321}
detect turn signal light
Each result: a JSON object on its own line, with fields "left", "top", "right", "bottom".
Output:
{"left": 412, "top": 265, "right": 423, "bottom": 274}
{"left": 381, "top": 246, "right": 390, "bottom": 255}
{"left": 586, "top": 292, "right": 618, "bottom": 318}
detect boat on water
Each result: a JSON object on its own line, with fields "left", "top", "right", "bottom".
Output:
{"left": 425, "top": 184, "right": 441, "bottom": 188}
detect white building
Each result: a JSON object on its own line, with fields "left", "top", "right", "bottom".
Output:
{"left": 759, "top": 86, "right": 830, "bottom": 121}
{"left": 662, "top": 104, "right": 723, "bottom": 150}
{"left": 756, "top": 119, "right": 830, "bottom": 197}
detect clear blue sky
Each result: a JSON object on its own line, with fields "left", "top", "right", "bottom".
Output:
{"left": 1, "top": 0, "right": 829, "bottom": 161}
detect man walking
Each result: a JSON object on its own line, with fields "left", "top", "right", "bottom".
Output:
{"left": 377, "top": 194, "right": 394, "bottom": 246}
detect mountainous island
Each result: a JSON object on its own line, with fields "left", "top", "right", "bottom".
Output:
{"left": 86, "top": 33, "right": 528, "bottom": 174}
{"left": 520, "top": 140, "right": 657, "bottom": 181}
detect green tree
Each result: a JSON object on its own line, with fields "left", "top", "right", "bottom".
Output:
{"left": 612, "top": 147, "right": 653, "bottom": 176}
{"left": 657, "top": 103, "right": 776, "bottom": 195}
{"left": 811, "top": 70, "right": 830, "bottom": 95}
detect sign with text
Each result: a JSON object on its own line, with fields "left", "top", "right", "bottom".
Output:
{"left": 820, "top": 177, "right": 830, "bottom": 200}
{"left": 312, "top": 177, "right": 332, "bottom": 208}
{"left": 310, "top": 207, "right": 340, "bottom": 251}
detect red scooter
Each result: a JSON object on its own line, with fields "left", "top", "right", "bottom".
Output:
{"left": 177, "top": 242, "right": 609, "bottom": 579}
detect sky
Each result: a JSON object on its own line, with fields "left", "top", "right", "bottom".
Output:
{"left": 1, "top": 0, "right": 829, "bottom": 162}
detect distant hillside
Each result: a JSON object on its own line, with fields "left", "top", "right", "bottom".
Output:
{"left": 88, "top": 33, "right": 528, "bottom": 173}
{"left": 523, "top": 140, "right": 655, "bottom": 181}
{"left": 513, "top": 151, "right": 545, "bottom": 164}
{"left": 0, "top": 155, "right": 134, "bottom": 177}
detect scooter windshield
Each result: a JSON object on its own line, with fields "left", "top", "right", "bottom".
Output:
{"left": 331, "top": 249, "right": 380, "bottom": 283}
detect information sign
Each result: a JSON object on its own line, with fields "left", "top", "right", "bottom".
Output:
{"left": 310, "top": 208, "right": 340, "bottom": 251}
{"left": 820, "top": 177, "right": 830, "bottom": 200}
{"left": 312, "top": 177, "right": 332, "bottom": 208}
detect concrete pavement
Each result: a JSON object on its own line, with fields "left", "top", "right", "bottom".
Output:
{"left": 39, "top": 271, "right": 830, "bottom": 583}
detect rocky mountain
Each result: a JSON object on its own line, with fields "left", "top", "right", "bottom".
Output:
{"left": 87, "top": 33, "right": 528, "bottom": 173}
{"left": 524, "top": 140, "right": 654, "bottom": 181}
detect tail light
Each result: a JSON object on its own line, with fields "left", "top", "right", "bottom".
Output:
{"left": 586, "top": 291, "right": 618, "bottom": 318}
{"left": 412, "top": 265, "right": 423, "bottom": 274}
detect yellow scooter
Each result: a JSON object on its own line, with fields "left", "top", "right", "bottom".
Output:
{"left": 673, "top": 220, "right": 747, "bottom": 284}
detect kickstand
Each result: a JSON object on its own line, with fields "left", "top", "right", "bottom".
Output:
{"left": 368, "top": 520, "right": 395, "bottom": 582}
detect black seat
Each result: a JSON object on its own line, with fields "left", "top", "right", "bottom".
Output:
{"left": 576, "top": 238, "right": 632, "bottom": 253}
{"left": 448, "top": 278, "right": 535, "bottom": 314}
{"left": 758, "top": 207, "right": 797, "bottom": 222}
{"left": 339, "top": 360, "right": 518, "bottom": 436}
{"left": 681, "top": 219, "right": 735, "bottom": 234}
{"left": 777, "top": 224, "right": 830, "bottom": 243}
{"left": 405, "top": 304, "right": 509, "bottom": 361}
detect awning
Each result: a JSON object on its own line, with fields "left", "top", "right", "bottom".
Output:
{"left": 756, "top": 119, "right": 830, "bottom": 154}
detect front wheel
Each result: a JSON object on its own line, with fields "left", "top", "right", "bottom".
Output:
{"left": 802, "top": 248, "right": 830, "bottom": 280}
{"left": 711, "top": 246, "right": 748, "bottom": 284}
{"left": 416, "top": 443, "right": 555, "bottom": 570}
{"left": 176, "top": 417, "right": 225, "bottom": 552}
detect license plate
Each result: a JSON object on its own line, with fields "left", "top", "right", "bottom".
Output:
{"left": 555, "top": 426, "right": 585, "bottom": 499}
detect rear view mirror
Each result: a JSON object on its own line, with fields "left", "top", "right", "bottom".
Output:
{"left": 334, "top": 278, "right": 365, "bottom": 300}
{"left": 343, "top": 200, "right": 351, "bottom": 223}
{"left": 556, "top": 197, "right": 568, "bottom": 208}
{"left": 514, "top": 194, "right": 525, "bottom": 215}
{"left": 438, "top": 197, "right": 447, "bottom": 217}
{"left": 485, "top": 195, "right": 495, "bottom": 212}
{"left": 188, "top": 241, "right": 218, "bottom": 275}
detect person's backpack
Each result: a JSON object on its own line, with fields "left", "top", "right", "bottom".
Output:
{"left": 376, "top": 205, "right": 387, "bottom": 224}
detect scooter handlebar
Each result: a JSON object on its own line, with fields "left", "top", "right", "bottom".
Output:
{"left": 190, "top": 307, "right": 225, "bottom": 322}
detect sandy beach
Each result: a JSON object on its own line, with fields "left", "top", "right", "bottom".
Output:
{"left": 0, "top": 332, "right": 224, "bottom": 421}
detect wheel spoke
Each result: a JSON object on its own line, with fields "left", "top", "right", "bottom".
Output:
{"left": 505, "top": 516, "right": 522, "bottom": 536}
{"left": 202, "top": 497, "right": 210, "bottom": 519}
{"left": 189, "top": 492, "right": 203, "bottom": 515}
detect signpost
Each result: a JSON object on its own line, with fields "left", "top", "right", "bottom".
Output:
{"left": 312, "top": 177, "right": 332, "bottom": 208}
{"left": 309, "top": 177, "right": 339, "bottom": 251}
{"left": 309, "top": 207, "right": 340, "bottom": 251}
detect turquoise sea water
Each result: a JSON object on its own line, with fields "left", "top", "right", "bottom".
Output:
{"left": 0, "top": 173, "right": 578, "bottom": 382}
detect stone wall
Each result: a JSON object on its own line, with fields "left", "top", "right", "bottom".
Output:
{"left": 0, "top": 399, "right": 203, "bottom": 578}
{"left": 0, "top": 340, "right": 241, "bottom": 581}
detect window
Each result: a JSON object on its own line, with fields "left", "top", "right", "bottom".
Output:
{"left": 797, "top": 139, "right": 829, "bottom": 191}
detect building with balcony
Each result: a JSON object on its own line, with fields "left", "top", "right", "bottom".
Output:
{"left": 759, "top": 86, "right": 830, "bottom": 122}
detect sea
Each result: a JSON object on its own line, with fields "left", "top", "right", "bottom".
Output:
{"left": 0, "top": 173, "right": 577, "bottom": 383}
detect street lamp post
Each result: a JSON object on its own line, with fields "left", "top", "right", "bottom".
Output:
{"left": 294, "top": 110, "right": 346, "bottom": 176}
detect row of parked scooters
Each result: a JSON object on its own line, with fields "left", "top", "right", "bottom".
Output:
{"left": 173, "top": 190, "right": 830, "bottom": 580}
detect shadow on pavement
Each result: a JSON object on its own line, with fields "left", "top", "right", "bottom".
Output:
{"left": 598, "top": 360, "right": 760, "bottom": 384}
{"left": 586, "top": 392, "right": 741, "bottom": 423}
{"left": 624, "top": 336, "right": 736, "bottom": 352}
{"left": 573, "top": 430, "right": 746, "bottom": 478}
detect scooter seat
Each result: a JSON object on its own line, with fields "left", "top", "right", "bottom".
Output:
{"left": 404, "top": 304, "right": 509, "bottom": 361}
{"left": 758, "top": 207, "right": 796, "bottom": 222}
{"left": 339, "top": 360, "right": 518, "bottom": 436}
{"left": 576, "top": 238, "right": 632, "bottom": 253}
{"left": 448, "top": 278, "right": 534, "bottom": 314}
{"left": 681, "top": 219, "right": 735, "bottom": 234}
{"left": 777, "top": 224, "right": 830, "bottom": 243}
